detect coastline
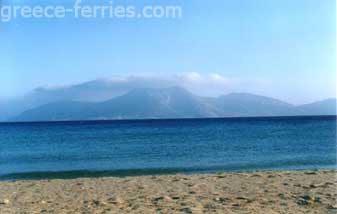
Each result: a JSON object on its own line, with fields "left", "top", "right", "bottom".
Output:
{"left": 0, "top": 170, "right": 336, "bottom": 213}
{"left": 3, "top": 114, "right": 336, "bottom": 125}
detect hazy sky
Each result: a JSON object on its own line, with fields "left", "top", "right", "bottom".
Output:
{"left": 0, "top": 0, "right": 335, "bottom": 104}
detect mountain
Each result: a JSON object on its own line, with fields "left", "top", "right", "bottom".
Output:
{"left": 10, "top": 87, "right": 337, "bottom": 122}
{"left": 215, "top": 93, "right": 302, "bottom": 117}
{"left": 12, "top": 87, "right": 219, "bottom": 121}
{"left": 298, "top": 99, "right": 337, "bottom": 116}
{"left": 0, "top": 78, "right": 173, "bottom": 121}
{"left": 10, "top": 102, "right": 98, "bottom": 122}
{"left": 95, "top": 87, "right": 221, "bottom": 119}
{"left": 0, "top": 80, "right": 120, "bottom": 121}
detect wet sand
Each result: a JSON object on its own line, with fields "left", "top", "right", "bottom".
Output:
{"left": 0, "top": 170, "right": 336, "bottom": 214}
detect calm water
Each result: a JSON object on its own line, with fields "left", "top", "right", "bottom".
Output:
{"left": 0, "top": 116, "right": 336, "bottom": 180}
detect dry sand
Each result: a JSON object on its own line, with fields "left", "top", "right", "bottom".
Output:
{"left": 0, "top": 170, "right": 336, "bottom": 214}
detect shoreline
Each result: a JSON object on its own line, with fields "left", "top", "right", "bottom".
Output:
{"left": 1, "top": 167, "right": 336, "bottom": 181}
{"left": 3, "top": 114, "right": 336, "bottom": 124}
{"left": 0, "top": 170, "right": 336, "bottom": 213}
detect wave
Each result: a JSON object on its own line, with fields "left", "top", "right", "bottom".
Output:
{"left": 1, "top": 159, "right": 335, "bottom": 181}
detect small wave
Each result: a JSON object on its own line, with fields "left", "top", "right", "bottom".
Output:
{"left": 1, "top": 160, "right": 335, "bottom": 181}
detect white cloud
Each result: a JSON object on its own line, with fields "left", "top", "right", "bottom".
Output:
{"left": 35, "top": 72, "right": 271, "bottom": 100}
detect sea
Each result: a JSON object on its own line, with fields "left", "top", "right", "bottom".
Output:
{"left": 0, "top": 116, "right": 336, "bottom": 180}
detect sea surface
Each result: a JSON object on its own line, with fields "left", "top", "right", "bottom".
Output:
{"left": 0, "top": 116, "right": 336, "bottom": 180}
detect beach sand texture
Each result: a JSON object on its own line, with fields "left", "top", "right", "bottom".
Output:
{"left": 0, "top": 170, "right": 336, "bottom": 214}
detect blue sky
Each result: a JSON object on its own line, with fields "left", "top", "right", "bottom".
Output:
{"left": 0, "top": 0, "right": 335, "bottom": 104}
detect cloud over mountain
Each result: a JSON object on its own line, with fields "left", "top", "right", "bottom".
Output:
{"left": 11, "top": 87, "right": 336, "bottom": 122}
{"left": 32, "top": 72, "right": 269, "bottom": 101}
{"left": 0, "top": 73, "right": 334, "bottom": 121}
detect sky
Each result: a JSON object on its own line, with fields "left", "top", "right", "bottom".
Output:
{"left": 0, "top": 0, "right": 336, "bottom": 104}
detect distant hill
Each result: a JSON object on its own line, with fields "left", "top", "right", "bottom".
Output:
{"left": 215, "top": 93, "right": 302, "bottom": 117}
{"left": 11, "top": 87, "right": 218, "bottom": 121}
{"left": 298, "top": 99, "right": 337, "bottom": 116}
{"left": 10, "top": 87, "right": 337, "bottom": 122}
{"left": 0, "top": 78, "right": 165, "bottom": 121}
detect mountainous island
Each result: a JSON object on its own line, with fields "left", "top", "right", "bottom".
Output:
{"left": 8, "top": 87, "right": 336, "bottom": 122}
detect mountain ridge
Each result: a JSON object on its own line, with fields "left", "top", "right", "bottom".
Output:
{"left": 10, "top": 87, "right": 337, "bottom": 122}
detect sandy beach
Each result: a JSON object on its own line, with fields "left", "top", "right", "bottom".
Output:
{"left": 0, "top": 170, "right": 336, "bottom": 214}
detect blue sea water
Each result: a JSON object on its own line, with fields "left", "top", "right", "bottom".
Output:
{"left": 0, "top": 116, "right": 336, "bottom": 180}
